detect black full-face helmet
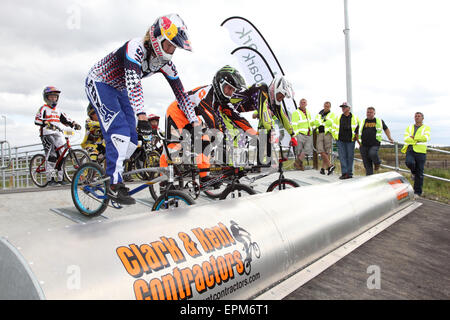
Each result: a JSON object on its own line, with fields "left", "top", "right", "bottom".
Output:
{"left": 212, "top": 65, "right": 246, "bottom": 105}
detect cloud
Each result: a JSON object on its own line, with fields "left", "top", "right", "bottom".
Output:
{"left": 0, "top": 0, "right": 449, "bottom": 148}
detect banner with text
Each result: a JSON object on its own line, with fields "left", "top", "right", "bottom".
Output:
{"left": 221, "top": 16, "right": 297, "bottom": 113}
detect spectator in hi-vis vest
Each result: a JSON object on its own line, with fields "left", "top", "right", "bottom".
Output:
{"left": 291, "top": 98, "right": 313, "bottom": 171}
{"left": 359, "top": 107, "right": 394, "bottom": 175}
{"left": 401, "top": 112, "right": 431, "bottom": 197}
{"left": 313, "top": 101, "right": 336, "bottom": 175}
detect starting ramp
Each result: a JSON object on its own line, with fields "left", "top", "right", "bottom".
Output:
{"left": 0, "top": 172, "right": 418, "bottom": 300}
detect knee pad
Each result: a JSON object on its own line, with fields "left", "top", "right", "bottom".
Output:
{"left": 110, "top": 134, "right": 130, "bottom": 157}
{"left": 126, "top": 141, "right": 137, "bottom": 159}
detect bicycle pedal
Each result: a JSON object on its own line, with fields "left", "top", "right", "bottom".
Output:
{"left": 110, "top": 201, "right": 123, "bottom": 209}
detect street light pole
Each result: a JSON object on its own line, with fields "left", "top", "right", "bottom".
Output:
{"left": 343, "top": 0, "right": 353, "bottom": 112}
{"left": 0, "top": 115, "right": 5, "bottom": 142}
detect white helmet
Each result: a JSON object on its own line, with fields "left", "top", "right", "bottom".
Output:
{"left": 268, "top": 75, "right": 294, "bottom": 105}
{"left": 146, "top": 14, "right": 192, "bottom": 71}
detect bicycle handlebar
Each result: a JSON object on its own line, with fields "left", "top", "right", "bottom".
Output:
{"left": 46, "top": 123, "right": 80, "bottom": 137}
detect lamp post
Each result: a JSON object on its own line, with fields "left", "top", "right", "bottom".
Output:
{"left": 343, "top": 0, "right": 353, "bottom": 112}
{"left": 0, "top": 115, "right": 5, "bottom": 142}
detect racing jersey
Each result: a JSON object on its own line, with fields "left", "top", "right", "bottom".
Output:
{"left": 87, "top": 37, "right": 198, "bottom": 123}
{"left": 231, "top": 83, "right": 263, "bottom": 113}
{"left": 231, "top": 83, "right": 294, "bottom": 136}
{"left": 81, "top": 119, "right": 104, "bottom": 148}
{"left": 166, "top": 84, "right": 258, "bottom": 143}
{"left": 166, "top": 85, "right": 224, "bottom": 137}
{"left": 188, "top": 85, "right": 255, "bottom": 134}
{"left": 219, "top": 104, "right": 257, "bottom": 136}
{"left": 189, "top": 85, "right": 226, "bottom": 131}
{"left": 34, "top": 104, "right": 73, "bottom": 136}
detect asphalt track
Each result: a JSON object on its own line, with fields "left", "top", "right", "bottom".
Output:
{"left": 283, "top": 197, "right": 450, "bottom": 300}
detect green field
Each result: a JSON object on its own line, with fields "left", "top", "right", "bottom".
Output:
{"left": 365, "top": 146, "right": 449, "bottom": 204}
{"left": 353, "top": 162, "right": 450, "bottom": 204}
{"left": 284, "top": 145, "right": 450, "bottom": 204}
{"left": 335, "top": 145, "right": 449, "bottom": 204}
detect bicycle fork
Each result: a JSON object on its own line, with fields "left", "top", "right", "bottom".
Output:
{"left": 162, "top": 165, "right": 178, "bottom": 209}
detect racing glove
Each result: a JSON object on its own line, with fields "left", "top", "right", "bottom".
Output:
{"left": 290, "top": 136, "right": 298, "bottom": 147}
{"left": 72, "top": 122, "right": 82, "bottom": 130}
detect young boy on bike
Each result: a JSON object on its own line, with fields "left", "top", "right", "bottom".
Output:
{"left": 34, "top": 86, "right": 82, "bottom": 186}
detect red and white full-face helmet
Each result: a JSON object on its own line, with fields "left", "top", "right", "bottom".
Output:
{"left": 146, "top": 14, "right": 192, "bottom": 71}
{"left": 268, "top": 75, "right": 293, "bottom": 106}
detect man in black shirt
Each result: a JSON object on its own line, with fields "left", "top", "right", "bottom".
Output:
{"left": 335, "top": 102, "right": 359, "bottom": 179}
{"left": 359, "top": 107, "right": 394, "bottom": 175}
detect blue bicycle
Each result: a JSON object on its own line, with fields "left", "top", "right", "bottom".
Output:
{"left": 71, "top": 162, "right": 195, "bottom": 217}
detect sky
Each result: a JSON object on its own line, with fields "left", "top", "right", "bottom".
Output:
{"left": 0, "top": 0, "right": 449, "bottom": 149}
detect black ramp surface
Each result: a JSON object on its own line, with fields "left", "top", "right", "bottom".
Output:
{"left": 285, "top": 198, "right": 450, "bottom": 299}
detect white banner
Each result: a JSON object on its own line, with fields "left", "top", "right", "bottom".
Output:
{"left": 221, "top": 16, "right": 297, "bottom": 114}
{"left": 230, "top": 46, "right": 274, "bottom": 90}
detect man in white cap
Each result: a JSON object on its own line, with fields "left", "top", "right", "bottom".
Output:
{"left": 332, "top": 102, "right": 360, "bottom": 179}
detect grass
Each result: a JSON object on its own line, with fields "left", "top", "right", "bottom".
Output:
{"left": 284, "top": 145, "right": 450, "bottom": 204}
{"left": 331, "top": 148, "right": 450, "bottom": 204}
{"left": 360, "top": 146, "right": 450, "bottom": 204}
{"left": 350, "top": 162, "right": 450, "bottom": 204}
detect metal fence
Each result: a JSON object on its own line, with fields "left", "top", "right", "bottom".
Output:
{"left": 353, "top": 139, "right": 450, "bottom": 183}
{"left": 0, "top": 140, "right": 85, "bottom": 189}
{"left": 1, "top": 138, "right": 449, "bottom": 190}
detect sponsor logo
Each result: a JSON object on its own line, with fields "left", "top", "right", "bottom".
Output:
{"left": 112, "top": 135, "right": 125, "bottom": 144}
{"left": 161, "top": 16, "right": 172, "bottom": 30}
{"left": 166, "top": 61, "right": 178, "bottom": 77}
{"left": 116, "top": 220, "right": 261, "bottom": 300}
{"left": 135, "top": 47, "right": 144, "bottom": 64}
{"left": 388, "top": 179, "right": 410, "bottom": 202}
{"left": 235, "top": 27, "right": 257, "bottom": 50}
{"left": 150, "top": 25, "right": 163, "bottom": 58}
{"left": 86, "top": 79, "right": 118, "bottom": 131}
{"left": 162, "top": 21, "right": 178, "bottom": 41}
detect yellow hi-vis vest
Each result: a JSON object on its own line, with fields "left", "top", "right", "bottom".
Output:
{"left": 401, "top": 124, "right": 431, "bottom": 154}
{"left": 332, "top": 113, "right": 360, "bottom": 140}
{"left": 314, "top": 111, "right": 336, "bottom": 135}
{"left": 291, "top": 108, "right": 313, "bottom": 136}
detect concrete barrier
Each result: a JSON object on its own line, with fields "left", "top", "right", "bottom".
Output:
{"left": 0, "top": 172, "right": 414, "bottom": 300}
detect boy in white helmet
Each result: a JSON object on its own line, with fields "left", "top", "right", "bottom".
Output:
{"left": 232, "top": 75, "right": 298, "bottom": 166}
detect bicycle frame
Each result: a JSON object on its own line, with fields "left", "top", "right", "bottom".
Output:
{"left": 35, "top": 137, "right": 71, "bottom": 174}
{"left": 158, "top": 129, "right": 288, "bottom": 192}
{"left": 80, "top": 166, "right": 173, "bottom": 206}
{"left": 242, "top": 141, "right": 293, "bottom": 185}
{"left": 56, "top": 137, "right": 71, "bottom": 165}
{"left": 153, "top": 127, "right": 298, "bottom": 199}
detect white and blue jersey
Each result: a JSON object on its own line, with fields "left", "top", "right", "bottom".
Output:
{"left": 85, "top": 37, "right": 197, "bottom": 184}
{"left": 87, "top": 38, "right": 197, "bottom": 122}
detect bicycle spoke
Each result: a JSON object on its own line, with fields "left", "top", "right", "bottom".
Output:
{"left": 72, "top": 163, "right": 109, "bottom": 217}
